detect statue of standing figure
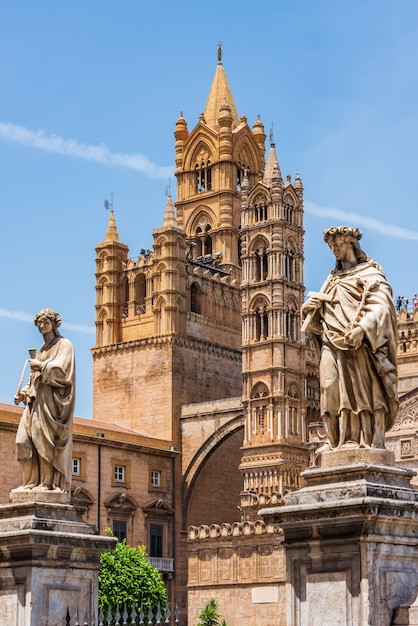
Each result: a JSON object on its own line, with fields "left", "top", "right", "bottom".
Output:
{"left": 301, "top": 226, "right": 398, "bottom": 453}
{"left": 14, "top": 308, "right": 75, "bottom": 492}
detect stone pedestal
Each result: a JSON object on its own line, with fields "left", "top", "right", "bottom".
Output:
{"left": 259, "top": 450, "right": 418, "bottom": 626}
{"left": 0, "top": 493, "right": 116, "bottom": 625}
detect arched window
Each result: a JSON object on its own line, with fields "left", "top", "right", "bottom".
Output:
{"left": 135, "top": 273, "right": 146, "bottom": 314}
{"left": 236, "top": 163, "right": 249, "bottom": 191}
{"left": 196, "top": 224, "right": 212, "bottom": 257}
{"left": 285, "top": 244, "right": 297, "bottom": 282}
{"left": 121, "top": 276, "right": 129, "bottom": 317}
{"left": 255, "top": 248, "right": 268, "bottom": 282}
{"left": 284, "top": 194, "right": 296, "bottom": 224}
{"left": 190, "top": 283, "right": 201, "bottom": 314}
{"left": 195, "top": 160, "right": 212, "bottom": 193}
{"left": 251, "top": 194, "right": 268, "bottom": 223}
{"left": 285, "top": 303, "right": 299, "bottom": 341}
{"left": 255, "top": 306, "right": 269, "bottom": 341}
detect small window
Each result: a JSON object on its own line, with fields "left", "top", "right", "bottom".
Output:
{"left": 72, "top": 458, "right": 81, "bottom": 476}
{"left": 111, "top": 459, "right": 131, "bottom": 488}
{"left": 149, "top": 468, "right": 166, "bottom": 491}
{"left": 114, "top": 465, "right": 125, "bottom": 483}
{"left": 151, "top": 470, "right": 161, "bottom": 487}
{"left": 71, "top": 452, "right": 86, "bottom": 480}
{"left": 113, "top": 519, "right": 127, "bottom": 542}
{"left": 150, "top": 524, "right": 163, "bottom": 558}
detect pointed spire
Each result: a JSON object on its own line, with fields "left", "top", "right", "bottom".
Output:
{"left": 162, "top": 195, "right": 177, "bottom": 228}
{"left": 203, "top": 46, "right": 239, "bottom": 129}
{"left": 263, "top": 142, "right": 282, "bottom": 187}
{"left": 105, "top": 210, "right": 120, "bottom": 242}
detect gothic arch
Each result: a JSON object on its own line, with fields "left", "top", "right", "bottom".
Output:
{"left": 190, "top": 282, "right": 203, "bottom": 315}
{"left": 249, "top": 234, "right": 269, "bottom": 254}
{"left": 134, "top": 272, "right": 146, "bottom": 313}
{"left": 183, "top": 416, "right": 244, "bottom": 528}
{"left": 96, "top": 308, "right": 107, "bottom": 345}
{"left": 96, "top": 250, "right": 109, "bottom": 272}
{"left": 191, "top": 141, "right": 213, "bottom": 166}
{"left": 187, "top": 209, "right": 217, "bottom": 257}
{"left": 283, "top": 189, "right": 298, "bottom": 207}
{"left": 153, "top": 295, "right": 167, "bottom": 312}
{"left": 249, "top": 293, "right": 270, "bottom": 311}
{"left": 285, "top": 237, "right": 298, "bottom": 282}
{"left": 287, "top": 382, "right": 301, "bottom": 399}
{"left": 184, "top": 128, "right": 218, "bottom": 161}
{"left": 285, "top": 296, "right": 299, "bottom": 342}
{"left": 96, "top": 276, "right": 108, "bottom": 305}
{"left": 187, "top": 207, "right": 217, "bottom": 235}
{"left": 249, "top": 294, "right": 270, "bottom": 341}
{"left": 155, "top": 262, "right": 168, "bottom": 275}
{"left": 250, "top": 381, "right": 270, "bottom": 399}
{"left": 233, "top": 129, "right": 262, "bottom": 172}
{"left": 249, "top": 235, "right": 269, "bottom": 282}
{"left": 247, "top": 183, "right": 269, "bottom": 206}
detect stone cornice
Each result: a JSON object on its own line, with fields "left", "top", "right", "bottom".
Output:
{"left": 92, "top": 334, "right": 242, "bottom": 361}
{"left": 187, "top": 520, "right": 282, "bottom": 542}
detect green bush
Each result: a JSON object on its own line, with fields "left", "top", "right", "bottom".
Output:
{"left": 99, "top": 540, "right": 167, "bottom": 618}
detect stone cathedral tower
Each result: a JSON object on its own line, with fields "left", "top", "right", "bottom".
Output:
{"left": 92, "top": 47, "right": 318, "bottom": 619}
{"left": 239, "top": 144, "right": 310, "bottom": 520}
{"left": 92, "top": 43, "right": 317, "bottom": 513}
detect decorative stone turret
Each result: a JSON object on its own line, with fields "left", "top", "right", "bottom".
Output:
{"left": 94, "top": 210, "right": 128, "bottom": 346}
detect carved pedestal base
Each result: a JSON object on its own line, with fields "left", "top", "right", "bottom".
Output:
{"left": 0, "top": 501, "right": 116, "bottom": 625}
{"left": 259, "top": 454, "right": 418, "bottom": 626}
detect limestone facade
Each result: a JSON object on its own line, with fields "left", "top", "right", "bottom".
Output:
{"left": 1, "top": 48, "right": 418, "bottom": 626}
{"left": 0, "top": 404, "right": 177, "bottom": 603}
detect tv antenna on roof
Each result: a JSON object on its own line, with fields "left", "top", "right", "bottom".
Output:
{"left": 104, "top": 192, "right": 114, "bottom": 211}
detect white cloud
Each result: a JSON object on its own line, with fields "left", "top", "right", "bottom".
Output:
{"left": 0, "top": 122, "right": 173, "bottom": 179}
{"left": 0, "top": 309, "right": 95, "bottom": 334}
{"left": 305, "top": 201, "right": 418, "bottom": 241}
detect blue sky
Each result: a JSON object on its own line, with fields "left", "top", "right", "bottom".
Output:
{"left": 1, "top": 0, "right": 418, "bottom": 419}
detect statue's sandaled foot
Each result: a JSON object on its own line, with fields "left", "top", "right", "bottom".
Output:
{"left": 33, "top": 484, "right": 53, "bottom": 492}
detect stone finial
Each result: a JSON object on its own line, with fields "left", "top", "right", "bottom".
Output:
{"left": 105, "top": 210, "right": 119, "bottom": 242}
{"left": 162, "top": 195, "right": 177, "bottom": 229}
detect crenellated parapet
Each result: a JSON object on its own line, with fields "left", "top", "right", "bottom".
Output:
{"left": 188, "top": 519, "right": 281, "bottom": 541}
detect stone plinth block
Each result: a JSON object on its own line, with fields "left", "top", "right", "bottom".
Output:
{"left": 0, "top": 501, "right": 116, "bottom": 626}
{"left": 259, "top": 456, "right": 418, "bottom": 626}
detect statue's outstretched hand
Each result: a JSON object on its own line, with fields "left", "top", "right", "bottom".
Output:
{"left": 344, "top": 326, "right": 364, "bottom": 350}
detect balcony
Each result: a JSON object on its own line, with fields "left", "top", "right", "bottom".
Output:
{"left": 147, "top": 557, "right": 174, "bottom": 572}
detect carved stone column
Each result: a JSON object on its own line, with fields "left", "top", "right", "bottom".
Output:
{"left": 260, "top": 451, "right": 418, "bottom": 626}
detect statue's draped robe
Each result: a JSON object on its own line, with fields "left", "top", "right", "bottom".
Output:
{"left": 16, "top": 335, "right": 75, "bottom": 489}
{"left": 306, "top": 260, "right": 398, "bottom": 434}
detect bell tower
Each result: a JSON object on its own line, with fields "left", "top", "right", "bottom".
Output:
{"left": 239, "top": 137, "right": 310, "bottom": 519}
{"left": 174, "top": 44, "right": 265, "bottom": 279}
{"left": 92, "top": 48, "right": 248, "bottom": 442}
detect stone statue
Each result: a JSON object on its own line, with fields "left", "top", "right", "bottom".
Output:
{"left": 301, "top": 226, "right": 398, "bottom": 452}
{"left": 14, "top": 309, "right": 75, "bottom": 492}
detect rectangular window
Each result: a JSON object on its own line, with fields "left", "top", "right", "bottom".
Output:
{"left": 150, "top": 524, "right": 163, "bottom": 558}
{"left": 151, "top": 470, "right": 161, "bottom": 487}
{"left": 148, "top": 467, "right": 166, "bottom": 491}
{"left": 113, "top": 519, "right": 127, "bottom": 542}
{"left": 72, "top": 458, "right": 81, "bottom": 476}
{"left": 114, "top": 465, "right": 125, "bottom": 483}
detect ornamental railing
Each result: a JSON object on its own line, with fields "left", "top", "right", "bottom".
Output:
{"left": 64, "top": 601, "right": 180, "bottom": 625}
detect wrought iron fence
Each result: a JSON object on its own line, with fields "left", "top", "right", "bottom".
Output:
{"left": 64, "top": 601, "right": 180, "bottom": 625}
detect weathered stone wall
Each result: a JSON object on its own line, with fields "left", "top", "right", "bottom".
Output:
{"left": 187, "top": 521, "right": 286, "bottom": 626}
